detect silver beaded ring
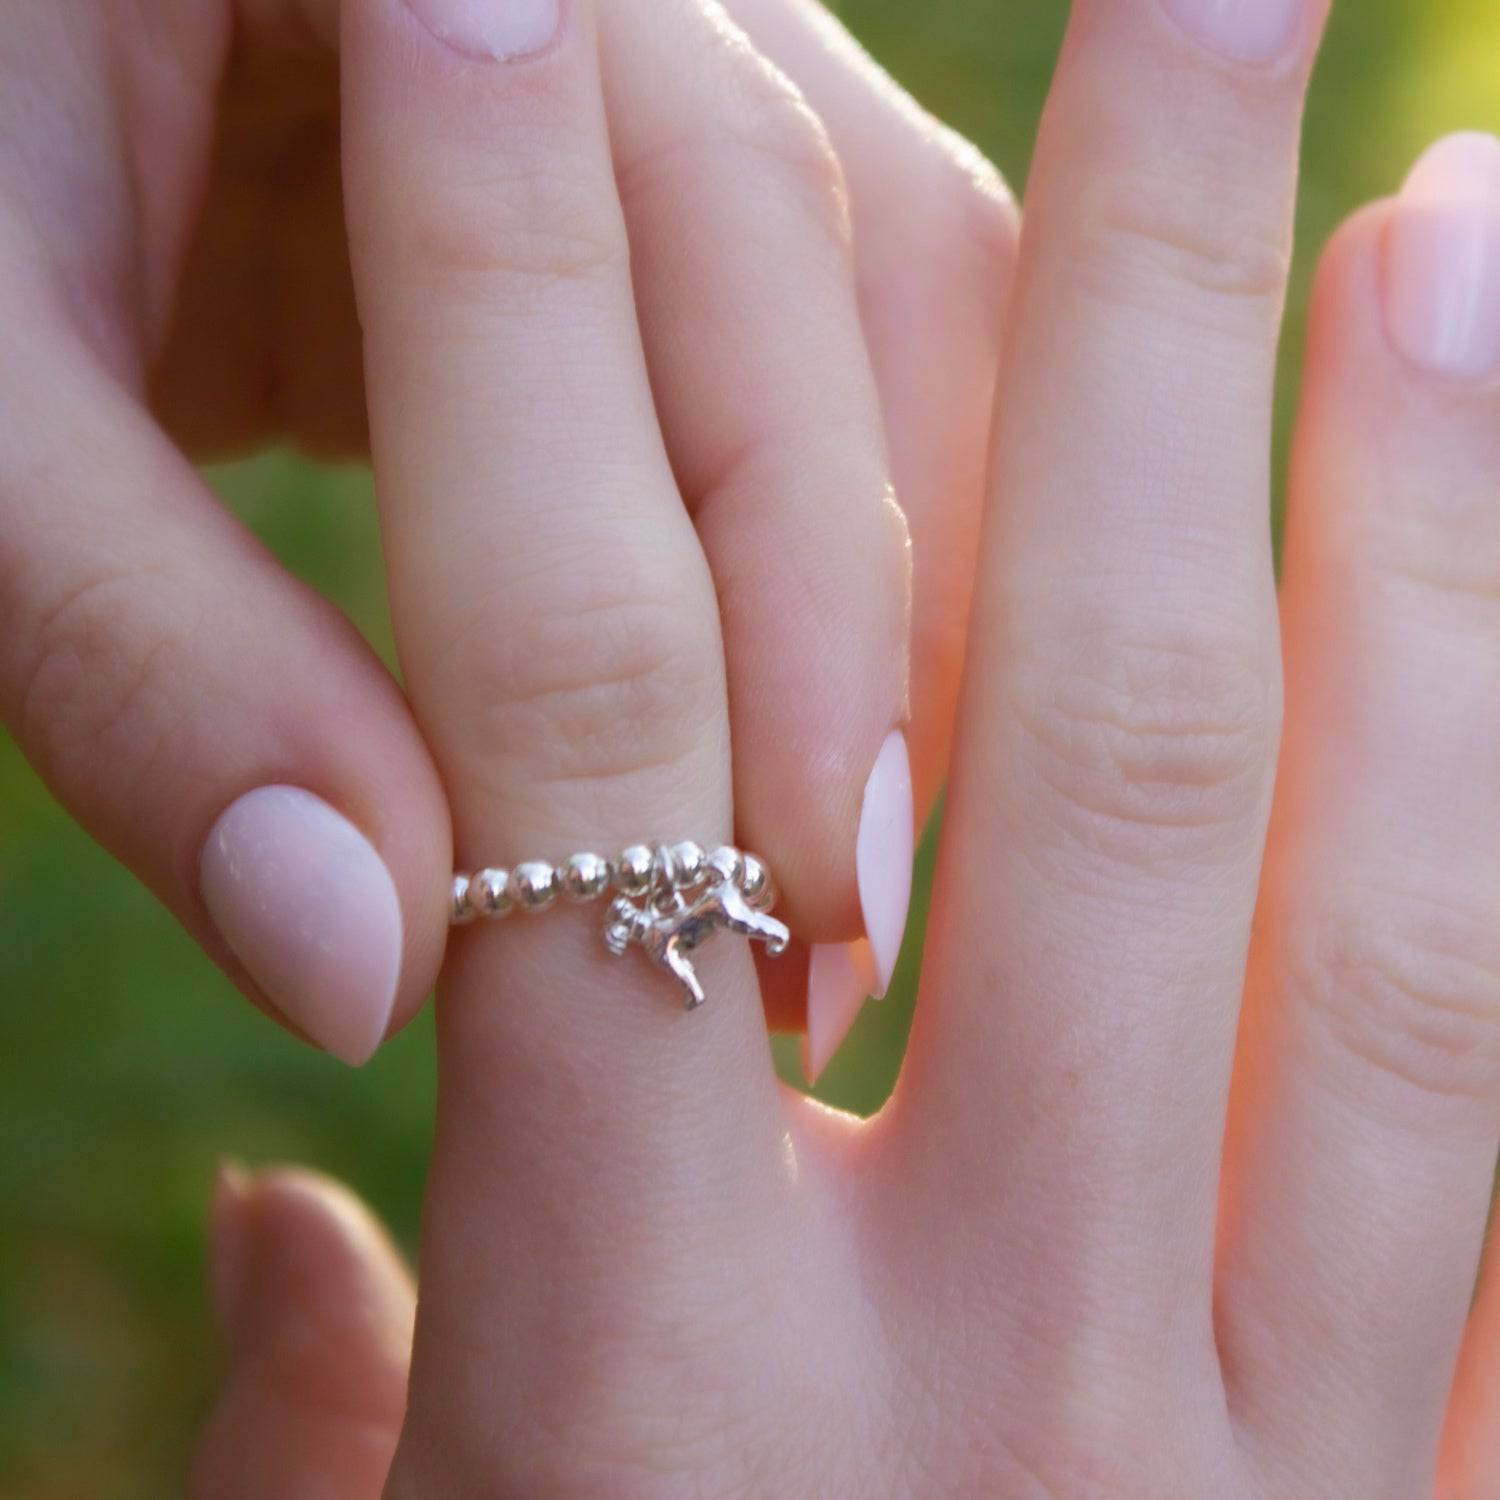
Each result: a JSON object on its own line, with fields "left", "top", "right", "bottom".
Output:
{"left": 451, "top": 843, "right": 789, "bottom": 1010}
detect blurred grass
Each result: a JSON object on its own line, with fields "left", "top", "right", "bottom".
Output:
{"left": 2, "top": 2, "right": 1498, "bottom": 1493}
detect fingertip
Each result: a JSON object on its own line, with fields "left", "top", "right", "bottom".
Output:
{"left": 755, "top": 723, "right": 916, "bottom": 972}
{"left": 804, "top": 940, "right": 877, "bottom": 1085}
{"left": 210, "top": 1160, "right": 253, "bottom": 1339}
{"left": 195, "top": 1165, "right": 413, "bottom": 1500}
{"left": 857, "top": 731, "right": 915, "bottom": 997}
{"left": 246, "top": 1167, "right": 413, "bottom": 1306}
{"left": 1309, "top": 131, "right": 1500, "bottom": 392}
{"left": 206, "top": 1163, "right": 415, "bottom": 1369}
{"left": 1286, "top": 200, "right": 1397, "bottom": 435}
{"left": 1296, "top": 139, "right": 1500, "bottom": 490}
{"left": 1383, "top": 131, "right": 1500, "bottom": 381}
{"left": 400, "top": 0, "right": 560, "bottom": 62}
{"left": 200, "top": 786, "right": 406, "bottom": 1067}
{"left": 0, "top": 321, "right": 450, "bottom": 1071}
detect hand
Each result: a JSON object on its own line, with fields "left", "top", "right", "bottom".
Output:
{"left": 193, "top": 0, "right": 1500, "bottom": 1494}
{"left": 0, "top": 0, "right": 1013, "bottom": 1068}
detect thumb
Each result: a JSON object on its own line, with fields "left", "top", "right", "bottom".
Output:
{"left": 192, "top": 1165, "right": 415, "bottom": 1500}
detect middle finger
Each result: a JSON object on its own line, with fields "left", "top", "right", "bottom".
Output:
{"left": 899, "top": 0, "right": 1327, "bottom": 1354}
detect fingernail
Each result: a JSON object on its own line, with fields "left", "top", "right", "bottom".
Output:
{"left": 403, "top": 0, "right": 561, "bottom": 61}
{"left": 803, "top": 733, "right": 914, "bottom": 1083}
{"left": 805, "top": 940, "right": 878, "bottom": 1085}
{"left": 1159, "top": 0, "right": 1303, "bottom": 63}
{"left": 1384, "top": 133, "right": 1500, "bottom": 380}
{"left": 210, "top": 1161, "right": 253, "bottom": 1337}
{"left": 858, "top": 730, "right": 914, "bottom": 999}
{"left": 200, "top": 786, "right": 403, "bottom": 1067}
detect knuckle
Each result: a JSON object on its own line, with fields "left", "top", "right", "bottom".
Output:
{"left": 928, "top": 141, "right": 1021, "bottom": 301}
{"left": 461, "top": 583, "right": 720, "bottom": 791}
{"left": 849, "top": 129, "right": 1016, "bottom": 369}
{"left": 1078, "top": 168, "right": 1291, "bottom": 312}
{"left": 398, "top": 154, "right": 630, "bottom": 295}
{"left": 1374, "top": 496, "right": 1500, "bottom": 608}
{"left": 1010, "top": 618, "right": 1280, "bottom": 866}
{"left": 738, "top": 90, "right": 849, "bottom": 243}
{"left": 1292, "top": 886, "right": 1500, "bottom": 1116}
{"left": 13, "top": 567, "right": 182, "bottom": 808}
{"left": 618, "top": 63, "right": 850, "bottom": 265}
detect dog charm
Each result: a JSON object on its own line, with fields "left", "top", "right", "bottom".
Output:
{"left": 603, "top": 872, "right": 790, "bottom": 1010}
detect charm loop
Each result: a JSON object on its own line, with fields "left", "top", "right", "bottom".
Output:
{"left": 451, "top": 844, "right": 789, "bottom": 1010}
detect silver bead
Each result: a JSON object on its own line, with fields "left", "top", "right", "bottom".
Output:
{"left": 670, "top": 841, "right": 707, "bottom": 889}
{"left": 740, "top": 853, "right": 773, "bottom": 909}
{"left": 560, "top": 851, "right": 610, "bottom": 902}
{"left": 707, "top": 845, "right": 745, "bottom": 885}
{"left": 451, "top": 874, "right": 476, "bottom": 925}
{"left": 510, "top": 861, "right": 558, "bottom": 912}
{"left": 469, "top": 867, "right": 513, "bottom": 918}
{"left": 613, "top": 845, "right": 654, "bottom": 898}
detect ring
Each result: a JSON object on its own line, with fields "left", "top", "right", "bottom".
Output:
{"left": 451, "top": 843, "right": 790, "bottom": 1010}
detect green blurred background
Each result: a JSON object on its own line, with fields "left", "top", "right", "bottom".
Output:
{"left": 2, "top": 1, "right": 1497, "bottom": 1493}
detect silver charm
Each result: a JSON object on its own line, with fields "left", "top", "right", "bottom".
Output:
{"left": 603, "top": 865, "right": 789, "bottom": 1010}
{"left": 452, "top": 842, "right": 788, "bottom": 1010}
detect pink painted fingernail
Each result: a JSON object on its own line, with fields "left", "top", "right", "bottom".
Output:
{"left": 1384, "top": 133, "right": 1500, "bottom": 380}
{"left": 804, "top": 731, "right": 914, "bottom": 1083}
{"left": 1159, "top": 0, "right": 1304, "bottom": 63}
{"left": 201, "top": 787, "right": 403, "bottom": 1067}
{"left": 859, "top": 731, "right": 915, "bottom": 997}
{"left": 403, "top": 0, "right": 560, "bottom": 61}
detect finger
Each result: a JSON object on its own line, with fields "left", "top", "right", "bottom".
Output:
{"left": 1216, "top": 137, "right": 1500, "bottom": 1492}
{"left": 1440, "top": 1225, "right": 1500, "bottom": 1500}
{"left": 903, "top": 0, "right": 1326, "bottom": 1341}
{"left": 0, "top": 308, "right": 449, "bottom": 1065}
{"left": 725, "top": 0, "right": 1018, "bottom": 822}
{"left": 704, "top": 0, "right": 1018, "bottom": 1074}
{"left": 191, "top": 1165, "right": 413, "bottom": 1500}
{"left": 341, "top": 1, "right": 802, "bottom": 1480}
{"left": 151, "top": 56, "right": 370, "bottom": 461}
{"left": 590, "top": 0, "right": 915, "bottom": 1067}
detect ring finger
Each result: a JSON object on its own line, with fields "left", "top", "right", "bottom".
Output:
{"left": 341, "top": 0, "right": 798, "bottom": 1480}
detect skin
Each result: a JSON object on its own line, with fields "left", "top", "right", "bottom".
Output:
{"left": 0, "top": 0, "right": 1008, "bottom": 1054}
{"left": 6, "top": 0, "right": 1499, "bottom": 1494}
{"left": 187, "top": 1, "right": 1500, "bottom": 1496}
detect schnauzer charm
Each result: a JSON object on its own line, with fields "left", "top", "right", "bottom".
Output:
{"left": 604, "top": 876, "right": 790, "bottom": 1010}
